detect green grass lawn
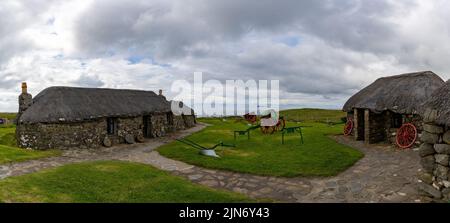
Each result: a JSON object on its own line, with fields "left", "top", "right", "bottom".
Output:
{"left": 281, "top": 108, "right": 347, "bottom": 124}
{"left": 0, "top": 126, "right": 60, "bottom": 164}
{"left": 158, "top": 117, "right": 363, "bottom": 177}
{"left": 0, "top": 112, "right": 16, "bottom": 121}
{"left": 0, "top": 160, "right": 252, "bottom": 203}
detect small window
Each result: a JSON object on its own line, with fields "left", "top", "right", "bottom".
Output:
{"left": 107, "top": 118, "right": 118, "bottom": 135}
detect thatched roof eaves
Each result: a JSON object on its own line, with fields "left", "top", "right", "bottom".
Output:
{"left": 342, "top": 71, "right": 445, "bottom": 114}
{"left": 19, "top": 86, "right": 172, "bottom": 124}
{"left": 422, "top": 80, "right": 450, "bottom": 126}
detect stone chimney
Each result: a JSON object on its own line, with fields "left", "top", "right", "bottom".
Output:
{"left": 18, "top": 82, "right": 33, "bottom": 117}
{"left": 158, "top": 89, "right": 166, "bottom": 100}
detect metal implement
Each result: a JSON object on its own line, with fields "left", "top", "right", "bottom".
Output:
{"left": 234, "top": 125, "right": 260, "bottom": 141}
{"left": 176, "top": 138, "right": 235, "bottom": 158}
{"left": 281, "top": 126, "right": 311, "bottom": 145}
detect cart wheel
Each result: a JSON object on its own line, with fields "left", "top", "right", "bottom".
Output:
{"left": 343, "top": 119, "right": 353, "bottom": 136}
{"left": 261, "top": 126, "right": 275, "bottom": 134}
{"left": 396, "top": 123, "right": 417, "bottom": 149}
{"left": 275, "top": 117, "right": 286, "bottom": 131}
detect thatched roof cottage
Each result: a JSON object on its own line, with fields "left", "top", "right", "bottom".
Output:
{"left": 16, "top": 83, "right": 196, "bottom": 150}
{"left": 343, "top": 71, "right": 444, "bottom": 146}
{"left": 417, "top": 80, "right": 450, "bottom": 200}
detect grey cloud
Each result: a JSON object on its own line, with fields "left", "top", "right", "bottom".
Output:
{"left": 75, "top": 0, "right": 412, "bottom": 59}
{"left": 72, "top": 73, "right": 105, "bottom": 88}
{"left": 0, "top": 0, "right": 55, "bottom": 62}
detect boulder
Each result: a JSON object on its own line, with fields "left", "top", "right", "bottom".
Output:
{"left": 443, "top": 180, "right": 450, "bottom": 188}
{"left": 421, "top": 131, "right": 440, "bottom": 144}
{"left": 443, "top": 131, "right": 450, "bottom": 144}
{"left": 125, "top": 134, "right": 136, "bottom": 144}
{"left": 423, "top": 108, "right": 438, "bottom": 123}
{"left": 418, "top": 172, "right": 433, "bottom": 184}
{"left": 419, "top": 143, "right": 435, "bottom": 157}
{"left": 434, "top": 164, "right": 449, "bottom": 180}
{"left": 434, "top": 144, "right": 450, "bottom": 154}
{"left": 136, "top": 135, "right": 145, "bottom": 143}
{"left": 443, "top": 187, "right": 450, "bottom": 199}
{"left": 103, "top": 137, "right": 112, "bottom": 147}
{"left": 435, "top": 154, "right": 449, "bottom": 166}
{"left": 418, "top": 182, "right": 442, "bottom": 199}
{"left": 421, "top": 155, "right": 435, "bottom": 174}
{"left": 423, "top": 124, "right": 444, "bottom": 134}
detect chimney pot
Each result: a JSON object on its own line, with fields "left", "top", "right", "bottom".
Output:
{"left": 159, "top": 89, "right": 163, "bottom": 96}
{"left": 22, "top": 82, "right": 27, "bottom": 94}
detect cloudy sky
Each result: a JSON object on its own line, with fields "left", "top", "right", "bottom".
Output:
{"left": 1, "top": 0, "right": 450, "bottom": 113}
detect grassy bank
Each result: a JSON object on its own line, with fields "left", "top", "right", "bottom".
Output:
{"left": 0, "top": 126, "right": 60, "bottom": 164}
{"left": 280, "top": 108, "right": 346, "bottom": 124}
{"left": 0, "top": 161, "right": 253, "bottom": 203}
{"left": 159, "top": 117, "right": 363, "bottom": 177}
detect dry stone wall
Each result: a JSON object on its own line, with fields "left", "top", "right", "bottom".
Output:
{"left": 183, "top": 115, "right": 196, "bottom": 128}
{"left": 149, "top": 114, "right": 168, "bottom": 137}
{"left": 16, "top": 119, "right": 107, "bottom": 150}
{"left": 418, "top": 108, "right": 450, "bottom": 200}
{"left": 16, "top": 112, "right": 196, "bottom": 150}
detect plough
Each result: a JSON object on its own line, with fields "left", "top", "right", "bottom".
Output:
{"left": 176, "top": 138, "right": 235, "bottom": 158}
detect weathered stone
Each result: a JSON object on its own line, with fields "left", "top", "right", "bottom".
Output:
{"left": 420, "top": 155, "right": 435, "bottom": 174}
{"left": 418, "top": 172, "right": 433, "bottom": 184}
{"left": 443, "top": 131, "right": 450, "bottom": 145}
{"left": 421, "top": 131, "right": 440, "bottom": 144}
{"left": 103, "top": 137, "right": 112, "bottom": 147}
{"left": 443, "top": 180, "right": 450, "bottom": 188}
{"left": 434, "top": 144, "right": 450, "bottom": 154}
{"left": 136, "top": 135, "right": 145, "bottom": 143}
{"left": 435, "top": 154, "right": 449, "bottom": 166}
{"left": 434, "top": 164, "right": 449, "bottom": 180}
{"left": 423, "top": 124, "right": 444, "bottom": 134}
{"left": 419, "top": 143, "right": 435, "bottom": 157}
{"left": 16, "top": 111, "right": 196, "bottom": 150}
{"left": 418, "top": 182, "right": 442, "bottom": 199}
{"left": 423, "top": 108, "right": 438, "bottom": 123}
{"left": 433, "top": 181, "right": 443, "bottom": 190}
{"left": 125, "top": 134, "right": 135, "bottom": 144}
{"left": 442, "top": 187, "right": 450, "bottom": 199}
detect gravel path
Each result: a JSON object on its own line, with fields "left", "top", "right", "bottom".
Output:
{"left": 0, "top": 124, "right": 426, "bottom": 203}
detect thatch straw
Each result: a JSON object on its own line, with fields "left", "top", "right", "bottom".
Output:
{"left": 19, "top": 86, "right": 172, "bottom": 124}
{"left": 343, "top": 71, "right": 444, "bottom": 114}
{"left": 421, "top": 80, "right": 450, "bottom": 126}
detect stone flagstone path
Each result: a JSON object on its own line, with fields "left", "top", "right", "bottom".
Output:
{"left": 0, "top": 124, "right": 427, "bottom": 203}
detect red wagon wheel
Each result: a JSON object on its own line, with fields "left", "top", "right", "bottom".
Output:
{"left": 343, "top": 119, "right": 353, "bottom": 136}
{"left": 260, "top": 126, "right": 275, "bottom": 134}
{"left": 396, "top": 123, "right": 417, "bottom": 149}
{"left": 275, "top": 117, "right": 286, "bottom": 131}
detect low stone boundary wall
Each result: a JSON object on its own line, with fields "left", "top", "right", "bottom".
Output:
{"left": 418, "top": 110, "right": 450, "bottom": 200}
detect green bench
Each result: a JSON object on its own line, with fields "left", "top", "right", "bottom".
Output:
{"left": 234, "top": 125, "right": 260, "bottom": 141}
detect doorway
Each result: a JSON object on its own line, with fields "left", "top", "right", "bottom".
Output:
{"left": 355, "top": 109, "right": 365, "bottom": 141}
{"left": 143, "top": 115, "right": 152, "bottom": 138}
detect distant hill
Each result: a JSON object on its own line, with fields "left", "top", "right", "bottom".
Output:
{"left": 280, "top": 108, "right": 346, "bottom": 124}
{"left": 0, "top": 113, "right": 17, "bottom": 121}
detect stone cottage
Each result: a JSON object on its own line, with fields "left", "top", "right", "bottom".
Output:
{"left": 417, "top": 80, "right": 450, "bottom": 200}
{"left": 16, "top": 83, "right": 196, "bottom": 150}
{"left": 343, "top": 71, "right": 444, "bottom": 147}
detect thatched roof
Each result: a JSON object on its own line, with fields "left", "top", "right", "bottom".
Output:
{"left": 19, "top": 86, "right": 172, "bottom": 124}
{"left": 343, "top": 71, "right": 445, "bottom": 114}
{"left": 422, "top": 80, "right": 450, "bottom": 126}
